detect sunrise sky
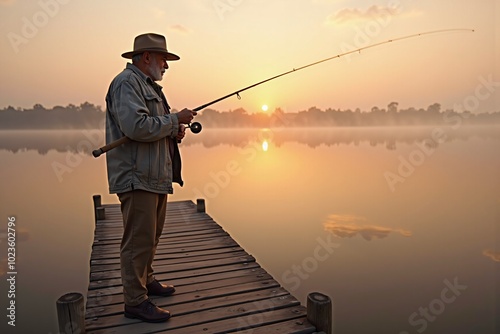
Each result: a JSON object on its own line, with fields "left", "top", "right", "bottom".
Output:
{"left": 0, "top": 0, "right": 498, "bottom": 114}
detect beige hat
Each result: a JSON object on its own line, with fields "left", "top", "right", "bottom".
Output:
{"left": 121, "top": 33, "right": 180, "bottom": 60}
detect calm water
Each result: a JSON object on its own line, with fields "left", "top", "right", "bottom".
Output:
{"left": 0, "top": 126, "right": 498, "bottom": 334}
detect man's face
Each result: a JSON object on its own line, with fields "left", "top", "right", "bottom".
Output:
{"left": 148, "top": 52, "right": 169, "bottom": 81}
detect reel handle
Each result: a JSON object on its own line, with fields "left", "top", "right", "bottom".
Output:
{"left": 177, "top": 122, "right": 202, "bottom": 143}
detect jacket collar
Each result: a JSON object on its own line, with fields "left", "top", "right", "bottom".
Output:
{"left": 126, "top": 63, "right": 163, "bottom": 90}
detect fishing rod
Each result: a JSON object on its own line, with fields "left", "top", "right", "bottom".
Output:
{"left": 92, "top": 28, "right": 474, "bottom": 158}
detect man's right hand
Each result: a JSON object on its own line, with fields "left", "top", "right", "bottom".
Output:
{"left": 176, "top": 108, "right": 197, "bottom": 124}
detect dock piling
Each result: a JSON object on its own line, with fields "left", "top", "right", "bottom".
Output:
{"left": 92, "top": 194, "right": 105, "bottom": 221}
{"left": 197, "top": 198, "right": 206, "bottom": 212}
{"left": 56, "top": 292, "right": 86, "bottom": 334}
{"left": 307, "top": 292, "right": 333, "bottom": 334}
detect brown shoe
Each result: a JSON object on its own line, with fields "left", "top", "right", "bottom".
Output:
{"left": 124, "top": 299, "right": 171, "bottom": 323}
{"left": 146, "top": 279, "right": 176, "bottom": 296}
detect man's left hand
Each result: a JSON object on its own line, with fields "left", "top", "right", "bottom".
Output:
{"left": 176, "top": 124, "right": 186, "bottom": 141}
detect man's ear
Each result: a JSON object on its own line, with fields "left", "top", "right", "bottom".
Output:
{"left": 143, "top": 52, "right": 152, "bottom": 64}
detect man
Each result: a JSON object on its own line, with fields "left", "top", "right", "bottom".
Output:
{"left": 105, "top": 33, "right": 196, "bottom": 322}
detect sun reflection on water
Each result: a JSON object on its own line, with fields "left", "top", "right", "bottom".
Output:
{"left": 262, "top": 140, "right": 269, "bottom": 152}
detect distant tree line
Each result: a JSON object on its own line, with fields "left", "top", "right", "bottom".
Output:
{"left": 0, "top": 102, "right": 104, "bottom": 129}
{"left": 1, "top": 102, "right": 499, "bottom": 129}
{"left": 196, "top": 102, "right": 500, "bottom": 128}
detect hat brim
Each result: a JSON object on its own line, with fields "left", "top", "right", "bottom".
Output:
{"left": 121, "top": 49, "right": 180, "bottom": 60}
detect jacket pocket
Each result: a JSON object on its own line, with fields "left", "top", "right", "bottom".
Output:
{"left": 133, "top": 141, "right": 153, "bottom": 185}
{"left": 143, "top": 90, "right": 163, "bottom": 117}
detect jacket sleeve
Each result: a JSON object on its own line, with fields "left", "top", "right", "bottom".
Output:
{"left": 110, "top": 78, "right": 179, "bottom": 142}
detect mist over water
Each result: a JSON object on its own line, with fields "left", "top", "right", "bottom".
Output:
{"left": 0, "top": 126, "right": 498, "bottom": 333}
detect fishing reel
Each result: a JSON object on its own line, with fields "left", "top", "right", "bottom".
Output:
{"left": 186, "top": 122, "right": 202, "bottom": 134}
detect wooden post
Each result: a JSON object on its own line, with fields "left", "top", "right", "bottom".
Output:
{"left": 92, "top": 195, "right": 105, "bottom": 221}
{"left": 92, "top": 194, "right": 101, "bottom": 208}
{"left": 307, "top": 292, "right": 332, "bottom": 334}
{"left": 56, "top": 292, "right": 85, "bottom": 334}
{"left": 96, "top": 207, "right": 105, "bottom": 221}
{"left": 197, "top": 198, "right": 206, "bottom": 213}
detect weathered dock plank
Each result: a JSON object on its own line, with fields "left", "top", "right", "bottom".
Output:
{"left": 84, "top": 199, "right": 326, "bottom": 333}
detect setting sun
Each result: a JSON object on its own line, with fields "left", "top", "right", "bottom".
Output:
{"left": 261, "top": 105, "right": 269, "bottom": 112}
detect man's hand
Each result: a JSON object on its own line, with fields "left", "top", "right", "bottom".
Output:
{"left": 176, "top": 124, "right": 186, "bottom": 141}
{"left": 176, "top": 108, "right": 197, "bottom": 124}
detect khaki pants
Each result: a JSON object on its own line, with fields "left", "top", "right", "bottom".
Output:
{"left": 118, "top": 190, "right": 167, "bottom": 306}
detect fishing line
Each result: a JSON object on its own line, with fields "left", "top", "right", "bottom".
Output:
{"left": 93, "top": 28, "right": 474, "bottom": 158}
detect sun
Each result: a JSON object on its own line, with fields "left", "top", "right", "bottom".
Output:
{"left": 261, "top": 104, "right": 269, "bottom": 112}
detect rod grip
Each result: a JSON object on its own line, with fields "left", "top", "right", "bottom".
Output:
{"left": 92, "top": 136, "right": 131, "bottom": 158}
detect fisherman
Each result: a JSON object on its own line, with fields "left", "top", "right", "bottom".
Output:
{"left": 105, "top": 33, "right": 196, "bottom": 322}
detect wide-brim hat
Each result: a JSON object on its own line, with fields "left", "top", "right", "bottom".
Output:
{"left": 121, "top": 33, "right": 180, "bottom": 60}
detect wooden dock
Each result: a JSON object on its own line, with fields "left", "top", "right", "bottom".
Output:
{"left": 74, "top": 197, "right": 331, "bottom": 333}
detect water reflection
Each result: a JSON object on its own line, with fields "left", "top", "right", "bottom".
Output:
{"left": 482, "top": 249, "right": 500, "bottom": 262}
{"left": 0, "top": 125, "right": 499, "bottom": 154}
{"left": 0, "top": 125, "right": 497, "bottom": 333}
{"left": 323, "top": 214, "right": 412, "bottom": 241}
{"left": 0, "top": 129, "right": 103, "bottom": 155}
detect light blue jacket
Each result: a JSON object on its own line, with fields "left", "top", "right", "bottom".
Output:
{"left": 105, "top": 63, "right": 182, "bottom": 194}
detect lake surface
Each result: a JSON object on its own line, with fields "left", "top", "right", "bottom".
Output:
{"left": 0, "top": 126, "right": 498, "bottom": 333}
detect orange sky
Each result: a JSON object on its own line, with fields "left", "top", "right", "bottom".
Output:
{"left": 0, "top": 0, "right": 498, "bottom": 114}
